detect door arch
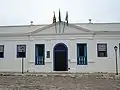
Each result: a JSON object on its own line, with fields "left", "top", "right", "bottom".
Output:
{"left": 53, "top": 43, "right": 68, "bottom": 71}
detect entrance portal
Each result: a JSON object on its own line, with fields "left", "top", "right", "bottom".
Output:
{"left": 53, "top": 43, "right": 68, "bottom": 71}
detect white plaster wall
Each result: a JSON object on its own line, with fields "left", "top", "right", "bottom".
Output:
{"left": 28, "top": 38, "right": 120, "bottom": 73}
{"left": 69, "top": 39, "right": 120, "bottom": 73}
{"left": 0, "top": 41, "right": 29, "bottom": 72}
{"left": 27, "top": 40, "right": 53, "bottom": 72}
{"left": 28, "top": 39, "right": 70, "bottom": 72}
{"left": 0, "top": 37, "right": 120, "bottom": 73}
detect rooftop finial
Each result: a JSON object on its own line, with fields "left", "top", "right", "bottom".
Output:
{"left": 65, "top": 11, "right": 68, "bottom": 25}
{"left": 53, "top": 11, "right": 56, "bottom": 23}
{"left": 89, "top": 19, "right": 92, "bottom": 23}
{"left": 30, "top": 21, "right": 33, "bottom": 25}
{"left": 59, "top": 9, "right": 61, "bottom": 22}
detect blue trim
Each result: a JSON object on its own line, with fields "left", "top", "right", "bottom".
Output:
{"left": 77, "top": 43, "right": 87, "bottom": 65}
{"left": 35, "top": 44, "right": 37, "bottom": 65}
{"left": 53, "top": 43, "right": 68, "bottom": 71}
{"left": 119, "top": 43, "right": 120, "bottom": 53}
{"left": 35, "top": 44, "right": 45, "bottom": 65}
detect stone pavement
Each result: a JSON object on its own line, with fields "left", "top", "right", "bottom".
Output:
{"left": 0, "top": 72, "right": 119, "bottom": 90}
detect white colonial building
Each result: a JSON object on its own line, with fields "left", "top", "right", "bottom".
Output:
{"left": 0, "top": 18, "right": 120, "bottom": 73}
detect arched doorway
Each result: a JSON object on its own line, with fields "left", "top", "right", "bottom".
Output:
{"left": 53, "top": 43, "right": 68, "bottom": 71}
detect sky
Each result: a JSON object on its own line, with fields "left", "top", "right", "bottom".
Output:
{"left": 0, "top": 0, "right": 120, "bottom": 25}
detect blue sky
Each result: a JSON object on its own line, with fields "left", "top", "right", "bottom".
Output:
{"left": 0, "top": 0, "right": 120, "bottom": 25}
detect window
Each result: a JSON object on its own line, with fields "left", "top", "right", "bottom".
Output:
{"left": 0, "top": 45, "right": 4, "bottom": 58}
{"left": 17, "top": 45, "right": 26, "bottom": 58}
{"left": 77, "top": 44, "right": 87, "bottom": 65}
{"left": 97, "top": 43, "right": 107, "bottom": 57}
{"left": 35, "top": 44, "right": 45, "bottom": 65}
{"left": 46, "top": 51, "right": 50, "bottom": 58}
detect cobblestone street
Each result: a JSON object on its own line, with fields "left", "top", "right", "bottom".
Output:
{"left": 0, "top": 73, "right": 119, "bottom": 90}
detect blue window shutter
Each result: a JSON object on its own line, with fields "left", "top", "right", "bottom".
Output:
{"left": 35, "top": 44, "right": 45, "bottom": 65}
{"left": 84, "top": 44, "right": 87, "bottom": 65}
{"left": 35, "top": 45, "right": 39, "bottom": 65}
{"left": 77, "top": 44, "right": 79, "bottom": 65}
{"left": 77, "top": 43, "right": 87, "bottom": 65}
{"left": 35, "top": 45, "right": 37, "bottom": 65}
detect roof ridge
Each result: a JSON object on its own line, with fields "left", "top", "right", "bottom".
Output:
{"left": 1, "top": 22, "right": 120, "bottom": 27}
{"left": 0, "top": 24, "right": 48, "bottom": 27}
{"left": 74, "top": 23, "right": 120, "bottom": 24}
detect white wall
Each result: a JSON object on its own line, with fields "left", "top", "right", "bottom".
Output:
{"left": 0, "top": 37, "right": 120, "bottom": 73}
{"left": 27, "top": 38, "right": 120, "bottom": 73}
{"left": 69, "top": 39, "right": 120, "bottom": 73}
{"left": 0, "top": 41, "right": 29, "bottom": 72}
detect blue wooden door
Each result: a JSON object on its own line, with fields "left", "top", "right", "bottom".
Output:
{"left": 53, "top": 43, "right": 68, "bottom": 71}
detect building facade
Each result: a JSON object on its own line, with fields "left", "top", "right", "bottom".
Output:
{"left": 0, "top": 21, "right": 120, "bottom": 73}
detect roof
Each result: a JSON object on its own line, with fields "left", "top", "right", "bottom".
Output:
{"left": 0, "top": 22, "right": 120, "bottom": 35}
{"left": 0, "top": 25, "right": 46, "bottom": 34}
{"left": 75, "top": 23, "right": 120, "bottom": 31}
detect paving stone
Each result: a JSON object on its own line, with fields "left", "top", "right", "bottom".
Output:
{"left": 0, "top": 73, "right": 119, "bottom": 90}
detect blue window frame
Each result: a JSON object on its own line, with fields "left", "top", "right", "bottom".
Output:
{"left": 35, "top": 44, "right": 45, "bottom": 65}
{"left": 0, "top": 45, "right": 4, "bottom": 58}
{"left": 17, "top": 45, "right": 26, "bottom": 58}
{"left": 77, "top": 43, "right": 87, "bottom": 65}
{"left": 119, "top": 43, "right": 120, "bottom": 54}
